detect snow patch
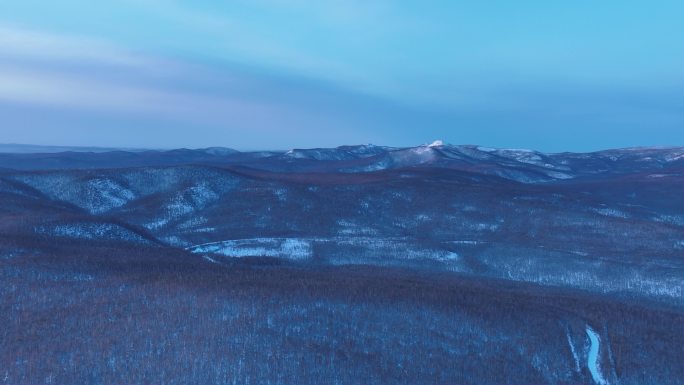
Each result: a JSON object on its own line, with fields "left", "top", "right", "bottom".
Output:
{"left": 35, "top": 223, "right": 148, "bottom": 243}
{"left": 144, "top": 218, "right": 169, "bottom": 230}
{"left": 387, "top": 146, "right": 438, "bottom": 167}
{"left": 178, "top": 216, "right": 208, "bottom": 230}
{"left": 191, "top": 227, "right": 216, "bottom": 233}
{"left": 594, "top": 208, "right": 628, "bottom": 218}
{"left": 149, "top": 184, "right": 220, "bottom": 229}
{"left": 191, "top": 238, "right": 312, "bottom": 260}
{"left": 446, "top": 240, "right": 481, "bottom": 245}
{"left": 566, "top": 329, "right": 581, "bottom": 373}
{"left": 654, "top": 215, "right": 684, "bottom": 226}
{"left": 189, "top": 237, "right": 465, "bottom": 266}
{"left": 14, "top": 174, "right": 137, "bottom": 214}
{"left": 202, "top": 255, "right": 220, "bottom": 264}
{"left": 273, "top": 188, "right": 287, "bottom": 202}
{"left": 161, "top": 236, "right": 191, "bottom": 247}
{"left": 545, "top": 171, "right": 574, "bottom": 180}
{"left": 435, "top": 252, "right": 459, "bottom": 262}
{"left": 85, "top": 179, "right": 136, "bottom": 213}
{"left": 469, "top": 222, "right": 500, "bottom": 231}
{"left": 336, "top": 220, "right": 378, "bottom": 236}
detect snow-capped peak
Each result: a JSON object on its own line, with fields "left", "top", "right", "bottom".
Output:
{"left": 428, "top": 140, "right": 444, "bottom": 148}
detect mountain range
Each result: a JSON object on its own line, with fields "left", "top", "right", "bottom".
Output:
{"left": 1, "top": 142, "right": 683, "bottom": 384}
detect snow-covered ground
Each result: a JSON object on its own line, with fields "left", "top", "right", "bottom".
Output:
{"left": 34, "top": 223, "right": 149, "bottom": 243}
{"left": 14, "top": 174, "right": 136, "bottom": 214}
{"left": 190, "top": 238, "right": 312, "bottom": 259}
{"left": 188, "top": 237, "right": 462, "bottom": 265}
{"left": 485, "top": 254, "right": 684, "bottom": 303}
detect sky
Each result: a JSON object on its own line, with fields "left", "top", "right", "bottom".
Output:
{"left": 0, "top": 1, "right": 683, "bottom": 152}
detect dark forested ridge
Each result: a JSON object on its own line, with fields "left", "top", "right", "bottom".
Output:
{"left": 1, "top": 143, "right": 683, "bottom": 384}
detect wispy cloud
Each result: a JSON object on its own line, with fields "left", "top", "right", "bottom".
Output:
{"left": 0, "top": 23, "right": 406, "bottom": 147}
{"left": 0, "top": 65, "right": 273, "bottom": 120}
{"left": 123, "top": 0, "right": 407, "bottom": 99}
{"left": 0, "top": 23, "right": 157, "bottom": 68}
{"left": 0, "top": 24, "right": 217, "bottom": 116}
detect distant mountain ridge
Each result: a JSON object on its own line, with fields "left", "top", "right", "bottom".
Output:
{"left": 1, "top": 142, "right": 682, "bottom": 185}
{"left": 0, "top": 143, "right": 152, "bottom": 153}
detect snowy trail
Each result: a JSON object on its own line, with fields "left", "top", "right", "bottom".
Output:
{"left": 566, "top": 330, "right": 580, "bottom": 373}
{"left": 185, "top": 236, "right": 410, "bottom": 250}
{"left": 202, "top": 255, "right": 220, "bottom": 264}
{"left": 586, "top": 326, "right": 607, "bottom": 385}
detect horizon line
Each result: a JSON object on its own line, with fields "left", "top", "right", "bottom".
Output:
{"left": 1, "top": 142, "right": 683, "bottom": 156}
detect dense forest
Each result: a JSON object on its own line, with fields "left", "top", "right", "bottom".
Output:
{"left": 1, "top": 145, "right": 683, "bottom": 384}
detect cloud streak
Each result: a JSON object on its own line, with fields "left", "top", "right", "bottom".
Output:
{"left": 0, "top": 1, "right": 683, "bottom": 151}
{"left": 0, "top": 24, "right": 404, "bottom": 148}
{"left": 0, "top": 23, "right": 156, "bottom": 68}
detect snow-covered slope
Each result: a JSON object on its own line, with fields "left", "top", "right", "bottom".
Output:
{"left": 2, "top": 143, "right": 683, "bottom": 305}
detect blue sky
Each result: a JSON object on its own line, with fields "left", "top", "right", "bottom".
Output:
{"left": 0, "top": 1, "right": 682, "bottom": 151}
